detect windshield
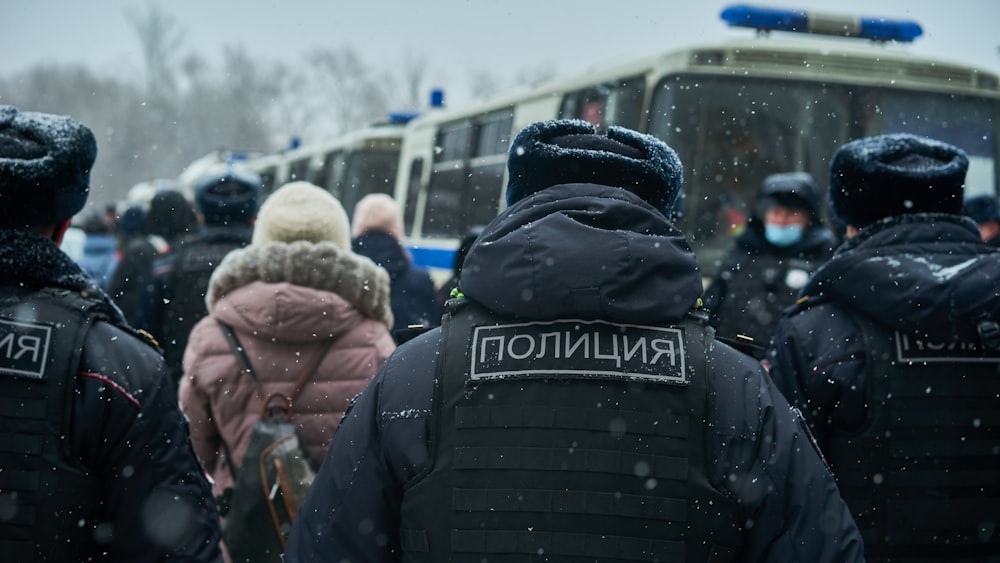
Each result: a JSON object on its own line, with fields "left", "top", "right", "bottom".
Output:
{"left": 647, "top": 74, "right": 998, "bottom": 273}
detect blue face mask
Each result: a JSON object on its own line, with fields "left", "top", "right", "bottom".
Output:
{"left": 764, "top": 223, "right": 804, "bottom": 247}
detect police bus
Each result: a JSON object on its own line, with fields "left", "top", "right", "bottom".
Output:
{"left": 175, "top": 116, "right": 411, "bottom": 218}
{"left": 394, "top": 4, "right": 1000, "bottom": 278}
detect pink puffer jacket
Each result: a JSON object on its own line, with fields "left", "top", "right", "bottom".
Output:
{"left": 178, "top": 241, "right": 395, "bottom": 499}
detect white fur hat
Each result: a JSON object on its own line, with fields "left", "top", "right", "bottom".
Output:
{"left": 252, "top": 181, "right": 351, "bottom": 249}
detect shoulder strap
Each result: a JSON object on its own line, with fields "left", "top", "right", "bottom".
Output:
{"left": 216, "top": 319, "right": 333, "bottom": 417}
{"left": 217, "top": 319, "right": 265, "bottom": 398}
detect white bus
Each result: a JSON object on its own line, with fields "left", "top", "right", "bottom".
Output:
{"left": 177, "top": 117, "right": 410, "bottom": 218}
{"left": 394, "top": 5, "right": 1000, "bottom": 278}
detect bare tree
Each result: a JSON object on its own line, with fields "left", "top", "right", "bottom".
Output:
{"left": 125, "top": 2, "right": 185, "bottom": 98}
{"left": 303, "top": 47, "right": 392, "bottom": 137}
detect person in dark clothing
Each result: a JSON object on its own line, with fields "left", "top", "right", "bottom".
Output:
{"left": 963, "top": 192, "right": 1000, "bottom": 246}
{"left": 434, "top": 227, "right": 482, "bottom": 310}
{"left": 135, "top": 169, "right": 259, "bottom": 385}
{"left": 702, "top": 172, "right": 837, "bottom": 353}
{"left": 109, "top": 205, "right": 158, "bottom": 322}
{"left": 146, "top": 187, "right": 200, "bottom": 246}
{"left": 0, "top": 105, "right": 222, "bottom": 562}
{"left": 351, "top": 193, "right": 439, "bottom": 333}
{"left": 286, "top": 119, "right": 864, "bottom": 563}
{"left": 766, "top": 133, "right": 1000, "bottom": 562}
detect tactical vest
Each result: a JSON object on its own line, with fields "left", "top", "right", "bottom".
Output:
{"left": 162, "top": 230, "right": 249, "bottom": 380}
{"left": 0, "top": 287, "right": 105, "bottom": 562}
{"left": 714, "top": 254, "right": 818, "bottom": 348}
{"left": 400, "top": 300, "right": 743, "bottom": 562}
{"left": 826, "top": 314, "right": 1000, "bottom": 560}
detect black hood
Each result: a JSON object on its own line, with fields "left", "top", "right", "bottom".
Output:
{"left": 801, "top": 213, "right": 1000, "bottom": 342}
{"left": 460, "top": 183, "right": 702, "bottom": 324}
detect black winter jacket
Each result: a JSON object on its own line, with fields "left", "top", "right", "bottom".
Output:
{"left": 0, "top": 229, "right": 222, "bottom": 562}
{"left": 766, "top": 213, "right": 1000, "bottom": 559}
{"left": 135, "top": 225, "right": 251, "bottom": 383}
{"left": 352, "top": 229, "right": 439, "bottom": 332}
{"left": 286, "top": 184, "right": 864, "bottom": 563}
{"left": 702, "top": 217, "right": 837, "bottom": 350}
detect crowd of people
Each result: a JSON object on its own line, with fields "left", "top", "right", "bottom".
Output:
{"left": 1, "top": 102, "right": 998, "bottom": 563}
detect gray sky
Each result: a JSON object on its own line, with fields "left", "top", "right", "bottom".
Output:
{"left": 4, "top": 0, "right": 999, "bottom": 106}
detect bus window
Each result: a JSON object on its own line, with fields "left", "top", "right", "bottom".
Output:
{"left": 289, "top": 157, "right": 311, "bottom": 183}
{"left": 321, "top": 151, "right": 347, "bottom": 200}
{"left": 559, "top": 75, "right": 646, "bottom": 131}
{"left": 466, "top": 110, "right": 513, "bottom": 226}
{"left": 424, "top": 111, "right": 512, "bottom": 238}
{"left": 340, "top": 150, "right": 399, "bottom": 217}
{"left": 424, "top": 121, "right": 473, "bottom": 237}
{"left": 403, "top": 159, "right": 423, "bottom": 234}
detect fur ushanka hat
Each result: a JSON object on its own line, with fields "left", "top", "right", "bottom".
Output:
{"left": 829, "top": 133, "right": 968, "bottom": 228}
{"left": 0, "top": 105, "right": 97, "bottom": 229}
{"left": 963, "top": 193, "right": 1000, "bottom": 224}
{"left": 252, "top": 181, "right": 351, "bottom": 249}
{"left": 505, "top": 119, "right": 683, "bottom": 216}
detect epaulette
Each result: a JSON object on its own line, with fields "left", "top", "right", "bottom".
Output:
{"left": 716, "top": 333, "right": 766, "bottom": 359}
{"left": 392, "top": 324, "right": 435, "bottom": 346}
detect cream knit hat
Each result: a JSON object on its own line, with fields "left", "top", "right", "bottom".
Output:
{"left": 252, "top": 181, "right": 351, "bottom": 249}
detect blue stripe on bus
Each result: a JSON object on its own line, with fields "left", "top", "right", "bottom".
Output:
{"left": 408, "top": 245, "right": 457, "bottom": 271}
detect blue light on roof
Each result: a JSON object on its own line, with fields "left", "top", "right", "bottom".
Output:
{"left": 388, "top": 111, "right": 419, "bottom": 124}
{"left": 720, "top": 4, "right": 923, "bottom": 43}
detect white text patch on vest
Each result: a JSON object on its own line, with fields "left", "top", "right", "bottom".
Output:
{"left": 0, "top": 318, "right": 53, "bottom": 379}
{"left": 469, "top": 319, "right": 688, "bottom": 384}
{"left": 895, "top": 331, "right": 1000, "bottom": 363}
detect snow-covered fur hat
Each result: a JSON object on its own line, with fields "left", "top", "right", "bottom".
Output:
{"left": 194, "top": 168, "right": 260, "bottom": 226}
{"left": 830, "top": 133, "right": 968, "bottom": 228}
{"left": 252, "top": 181, "right": 351, "bottom": 249}
{"left": 505, "top": 119, "right": 683, "bottom": 216}
{"left": 0, "top": 105, "right": 96, "bottom": 228}
{"left": 351, "top": 193, "right": 405, "bottom": 241}
{"left": 963, "top": 194, "right": 1000, "bottom": 224}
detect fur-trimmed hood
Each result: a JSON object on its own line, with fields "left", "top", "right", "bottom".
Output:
{"left": 206, "top": 240, "right": 394, "bottom": 329}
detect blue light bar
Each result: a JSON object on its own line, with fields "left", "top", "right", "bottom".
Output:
{"left": 388, "top": 111, "right": 419, "bottom": 124}
{"left": 720, "top": 4, "right": 923, "bottom": 43}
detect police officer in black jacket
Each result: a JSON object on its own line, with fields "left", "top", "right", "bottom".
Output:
{"left": 0, "top": 105, "right": 222, "bottom": 561}
{"left": 136, "top": 168, "right": 259, "bottom": 384}
{"left": 767, "top": 133, "right": 1000, "bottom": 562}
{"left": 286, "top": 119, "right": 864, "bottom": 563}
{"left": 703, "top": 172, "right": 837, "bottom": 353}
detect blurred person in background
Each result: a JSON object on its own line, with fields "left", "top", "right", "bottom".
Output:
{"left": 963, "top": 192, "right": 1000, "bottom": 246}
{"left": 702, "top": 172, "right": 836, "bottom": 355}
{"left": 136, "top": 170, "right": 259, "bottom": 385}
{"left": 77, "top": 207, "right": 120, "bottom": 290}
{"left": 351, "top": 193, "right": 439, "bottom": 334}
{"left": 109, "top": 205, "right": 160, "bottom": 322}
{"left": 0, "top": 104, "right": 222, "bottom": 562}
